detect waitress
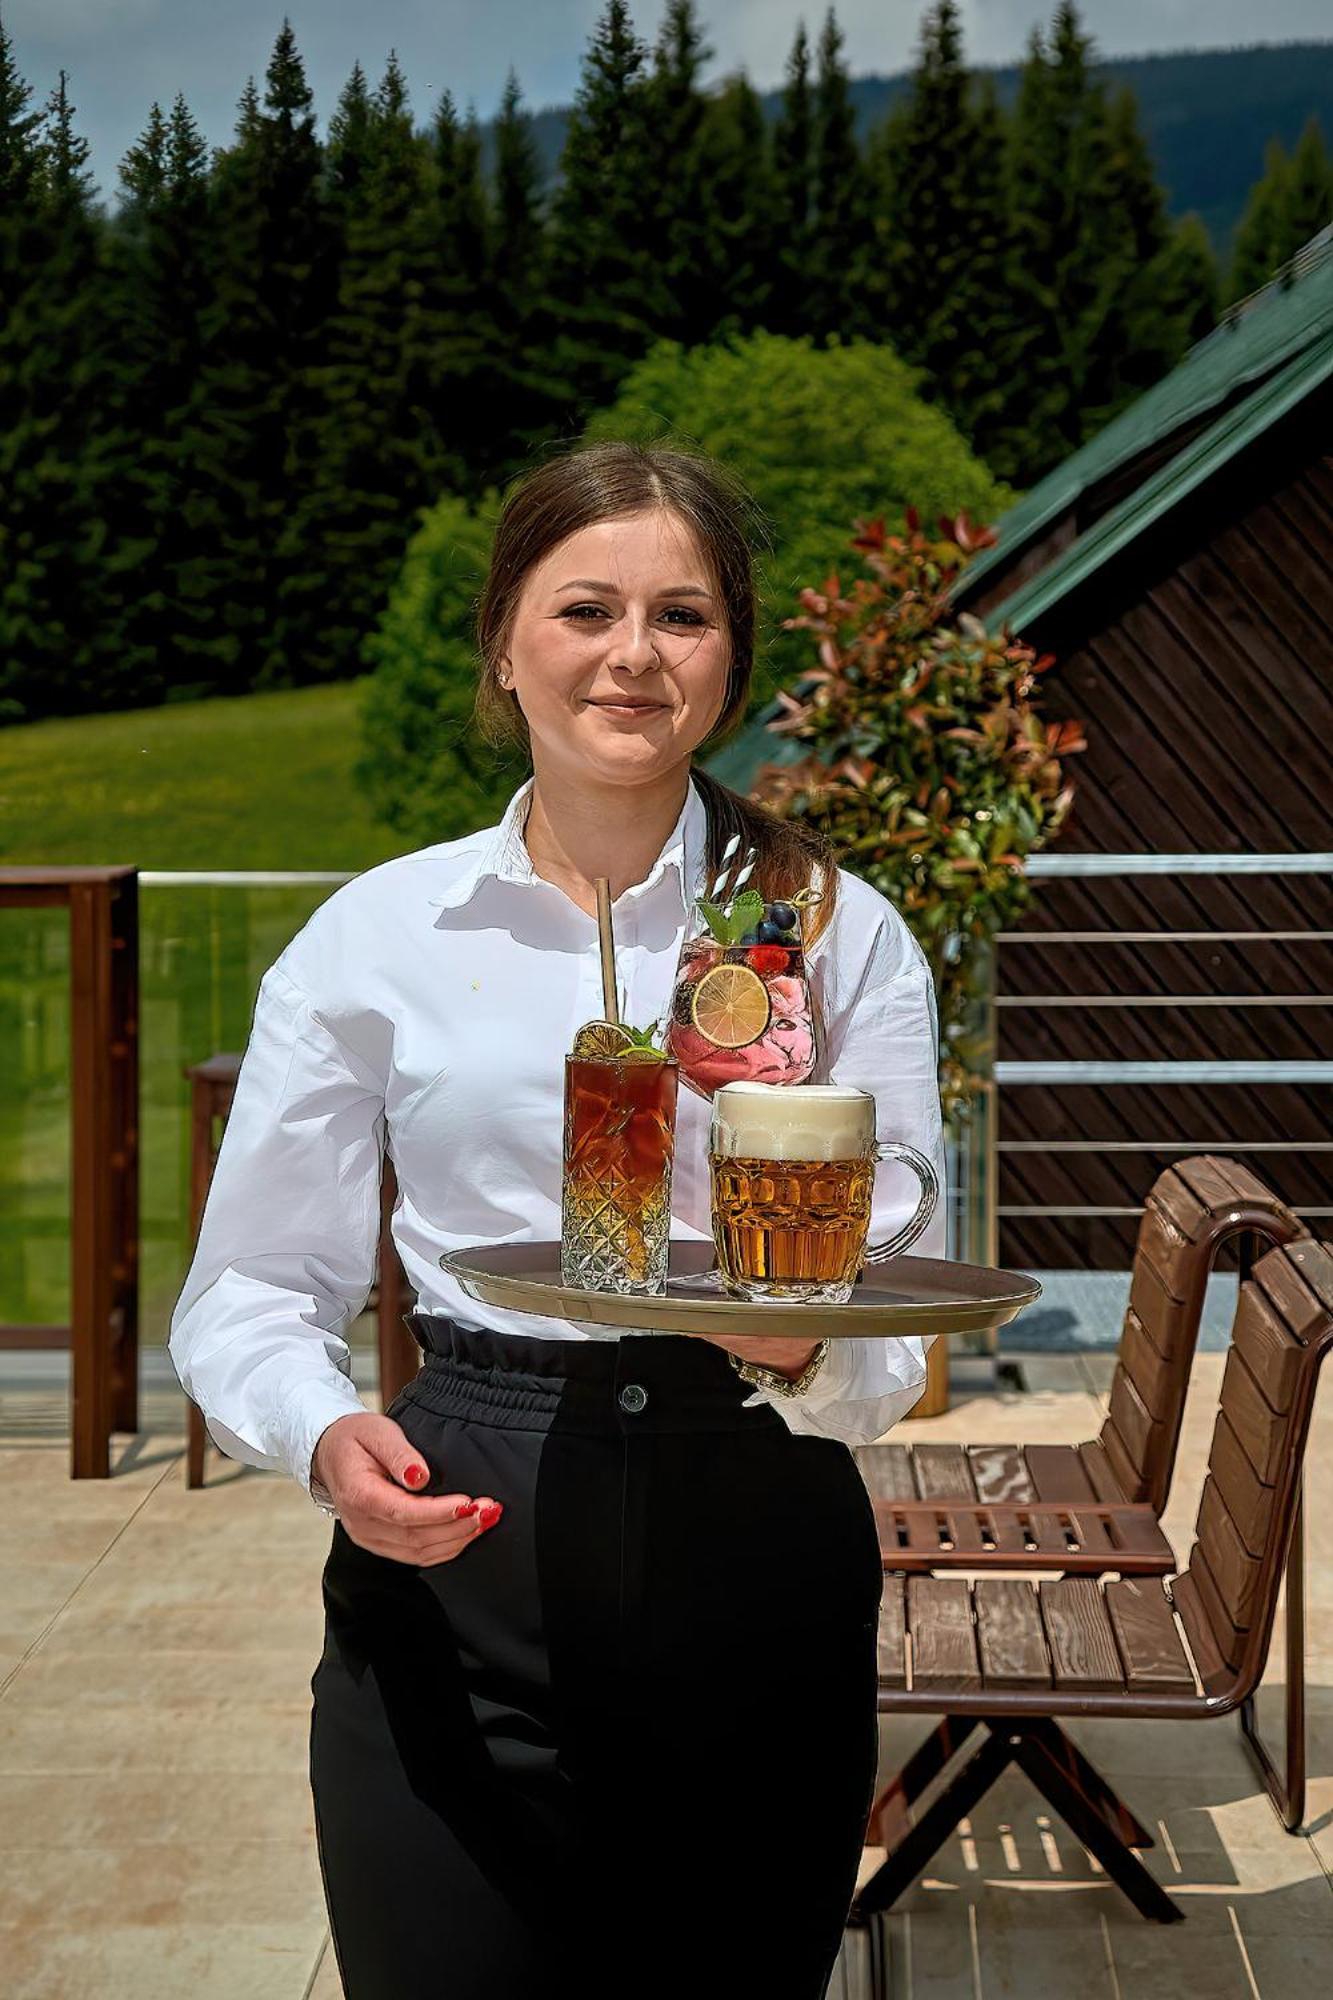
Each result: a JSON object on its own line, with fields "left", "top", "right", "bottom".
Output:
{"left": 170, "top": 439, "right": 945, "bottom": 2000}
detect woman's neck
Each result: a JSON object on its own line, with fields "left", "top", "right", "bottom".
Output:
{"left": 521, "top": 763, "right": 693, "bottom": 915}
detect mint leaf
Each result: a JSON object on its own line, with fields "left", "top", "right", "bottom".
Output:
{"left": 695, "top": 897, "right": 733, "bottom": 944}
{"left": 726, "top": 889, "right": 764, "bottom": 941}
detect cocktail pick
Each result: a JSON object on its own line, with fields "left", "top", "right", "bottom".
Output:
{"left": 594, "top": 876, "right": 619, "bottom": 1024}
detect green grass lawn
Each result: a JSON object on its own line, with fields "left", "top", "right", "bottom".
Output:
{"left": 0, "top": 679, "right": 410, "bottom": 869}
{"left": 1, "top": 681, "right": 418, "bottom": 1342}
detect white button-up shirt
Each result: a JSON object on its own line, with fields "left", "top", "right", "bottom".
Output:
{"left": 169, "top": 772, "right": 945, "bottom": 1494}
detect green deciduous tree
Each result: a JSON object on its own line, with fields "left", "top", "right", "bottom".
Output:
{"left": 585, "top": 327, "right": 1011, "bottom": 699}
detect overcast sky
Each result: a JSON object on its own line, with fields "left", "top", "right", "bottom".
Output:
{"left": 5, "top": 1, "right": 1331, "bottom": 194}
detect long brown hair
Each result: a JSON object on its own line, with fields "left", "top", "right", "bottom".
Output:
{"left": 471, "top": 438, "right": 839, "bottom": 947}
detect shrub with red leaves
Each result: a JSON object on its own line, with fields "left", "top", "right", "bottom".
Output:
{"left": 751, "top": 512, "right": 1085, "bottom": 1112}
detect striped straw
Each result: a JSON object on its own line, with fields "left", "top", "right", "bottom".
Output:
{"left": 708, "top": 832, "right": 741, "bottom": 900}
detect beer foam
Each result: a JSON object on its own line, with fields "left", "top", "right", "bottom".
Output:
{"left": 710, "top": 1082, "right": 874, "bottom": 1162}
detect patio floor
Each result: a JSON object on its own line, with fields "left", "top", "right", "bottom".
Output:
{"left": 2, "top": 1339, "right": 1329, "bottom": 1999}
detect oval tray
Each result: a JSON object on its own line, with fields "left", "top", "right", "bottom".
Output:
{"left": 438, "top": 1239, "right": 1041, "bottom": 1338}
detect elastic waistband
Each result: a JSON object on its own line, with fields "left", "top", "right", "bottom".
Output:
{"left": 400, "top": 1312, "right": 781, "bottom": 1435}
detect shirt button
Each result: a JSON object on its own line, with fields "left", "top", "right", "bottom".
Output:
{"left": 618, "top": 1383, "right": 648, "bottom": 1414}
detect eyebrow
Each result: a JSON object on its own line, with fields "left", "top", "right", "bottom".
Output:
{"left": 554, "top": 579, "right": 713, "bottom": 598}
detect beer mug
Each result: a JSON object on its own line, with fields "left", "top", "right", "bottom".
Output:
{"left": 707, "top": 1082, "right": 938, "bottom": 1304}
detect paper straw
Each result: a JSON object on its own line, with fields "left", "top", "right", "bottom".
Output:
{"left": 594, "top": 877, "right": 619, "bottom": 1023}
{"left": 709, "top": 832, "right": 741, "bottom": 900}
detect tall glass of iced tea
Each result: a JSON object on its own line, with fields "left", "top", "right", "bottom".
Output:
{"left": 708, "top": 1082, "right": 938, "bottom": 1303}
{"left": 561, "top": 1049, "right": 679, "bottom": 1294}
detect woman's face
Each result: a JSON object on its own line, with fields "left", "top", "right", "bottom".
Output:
{"left": 501, "top": 510, "right": 733, "bottom": 790}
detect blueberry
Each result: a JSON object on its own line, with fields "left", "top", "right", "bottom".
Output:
{"left": 767, "top": 901, "right": 798, "bottom": 932}
{"left": 736, "top": 929, "right": 763, "bottom": 945}
{"left": 755, "top": 919, "right": 788, "bottom": 943}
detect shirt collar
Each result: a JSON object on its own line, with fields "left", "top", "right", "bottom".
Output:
{"left": 427, "top": 772, "right": 709, "bottom": 913}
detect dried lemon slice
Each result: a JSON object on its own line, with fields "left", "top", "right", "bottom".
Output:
{"left": 690, "top": 963, "right": 771, "bottom": 1048}
{"left": 571, "top": 1020, "right": 634, "bottom": 1059}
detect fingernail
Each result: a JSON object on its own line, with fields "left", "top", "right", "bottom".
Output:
{"left": 403, "top": 1464, "right": 428, "bottom": 1489}
{"left": 479, "top": 1502, "right": 503, "bottom": 1529}
{"left": 456, "top": 1501, "right": 479, "bottom": 1518}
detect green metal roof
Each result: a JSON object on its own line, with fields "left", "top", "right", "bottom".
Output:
{"left": 962, "top": 225, "right": 1333, "bottom": 610}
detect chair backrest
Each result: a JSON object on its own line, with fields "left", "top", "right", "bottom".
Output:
{"left": 1173, "top": 1237, "right": 1333, "bottom": 1701}
{"left": 1097, "top": 1156, "right": 1303, "bottom": 1512}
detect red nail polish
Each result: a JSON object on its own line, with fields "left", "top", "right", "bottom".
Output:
{"left": 403, "top": 1464, "right": 427, "bottom": 1489}
{"left": 479, "top": 1502, "right": 503, "bottom": 1529}
{"left": 456, "top": 1501, "right": 480, "bottom": 1518}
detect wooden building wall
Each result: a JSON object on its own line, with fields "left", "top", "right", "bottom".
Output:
{"left": 985, "top": 403, "right": 1333, "bottom": 1268}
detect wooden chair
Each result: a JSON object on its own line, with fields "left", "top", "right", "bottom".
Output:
{"left": 855, "top": 1156, "right": 1313, "bottom": 1825}
{"left": 181, "top": 1052, "right": 418, "bottom": 1487}
{"left": 856, "top": 1236, "right": 1333, "bottom": 1926}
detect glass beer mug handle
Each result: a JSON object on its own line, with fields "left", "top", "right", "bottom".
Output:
{"left": 862, "top": 1141, "right": 939, "bottom": 1265}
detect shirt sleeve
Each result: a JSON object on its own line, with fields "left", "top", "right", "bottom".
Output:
{"left": 167, "top": 959, "right": 384, "bottom": 1494}
{"left": 736, "top": 882, "right": 946, "bottom": 1446}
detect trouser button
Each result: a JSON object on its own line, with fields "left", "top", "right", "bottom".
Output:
{"left": 618, "top": 1383, "right": 648, "bottom": 1414}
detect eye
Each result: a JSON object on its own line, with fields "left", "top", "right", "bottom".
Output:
{"left": 561, "top": 604, "right": 704, "bottom": 625}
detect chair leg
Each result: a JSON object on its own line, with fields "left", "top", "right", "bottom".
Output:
{"left": 866, "top": 1717, "right": 981, "bottom": 1845}
{"left": 1022, "top": 1717, "right": 1155, "bottom": 1849}
{"left": 1241, "top": 1479, "right": 1306, "bottom": 1833}
{"left": 1008, "top": 1725, "right": 1182, "bottom": 1923}
{"left": 186, "top": 1399, "right": 206, "bottom": 1489}
{"left": 853, "top": 1727, "right": 1016, "bottom": 1918}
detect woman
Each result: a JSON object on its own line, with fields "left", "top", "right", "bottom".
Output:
{"left": 170, "top": 439, "right": 945, "bottom": 1999}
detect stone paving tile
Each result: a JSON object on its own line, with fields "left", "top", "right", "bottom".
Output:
{"left": 0, "top": 1772, "right": 315, "bottom": 1848}
{"left": 2, "top": 1917, "right": 327, "bottom": 2000}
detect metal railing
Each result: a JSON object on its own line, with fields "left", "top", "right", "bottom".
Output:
{"left": 992, "top": 853, "right": 1332, "bottom": 1229}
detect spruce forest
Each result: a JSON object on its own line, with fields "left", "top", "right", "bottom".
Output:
{"left": 2, "top": 0, "right": 1331, "bottom": 730}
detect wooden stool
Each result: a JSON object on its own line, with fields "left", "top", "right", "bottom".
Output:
{"left": 0, "top": 867, "right": 139, "bottom": 1478}
{"left": 182, "top": 1053, "right": 418, "bottom": 1487}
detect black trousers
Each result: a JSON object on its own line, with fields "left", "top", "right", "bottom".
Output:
{"left": 309, "top": 1314, "right": 884, "bottom": 2000}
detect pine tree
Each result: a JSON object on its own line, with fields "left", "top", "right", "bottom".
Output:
{"left": 643, "top": 0, "right": 713, "bottom": 347}
{"left": 192, "top": 22, "right": 337, "bottom": 694}
{"left": 693, "top": 71, "right": 780, "bottom": 341}
{"left": 489, "top": 69, "right": 570, "bottom": 472}
{"left": 808, "top": 9, "right": 874, "bottom": 337}
{"left": 546, "top": 0, "right": 674, "bottom": 413}
{"left": 0, "top": 55, "right": 144, "bottom": 723}
{"left": 769, "top": 22, "right": 816, "bottom": 337}
{"left": 866, "top": 3, "right": 1013, "bottom": 450}
{"left": 300, "top": 55, "right": 466, "bottom": 678}
{"left": 999, "top": 3, "right": 1213, "bottom": 478}
{"left": 1285, "top": 117, "right": 1333, "bottom": 251}
{"left": 1231, "top": 118, "right": 1333, "bottom": 299}
{"left": 107, "top": 92, "right": 214, "bottom": 703}
{"left": 0, "top": 9, "right": 40, "bottom": 205}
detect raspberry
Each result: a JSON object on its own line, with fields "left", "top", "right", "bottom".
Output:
{"left": 746, "top": 945, "right": 790, "bottom": 976}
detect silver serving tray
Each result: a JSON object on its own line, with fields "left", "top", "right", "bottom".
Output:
{"left": 439, "top": 1239, "right": 1041, "bottom": 1338}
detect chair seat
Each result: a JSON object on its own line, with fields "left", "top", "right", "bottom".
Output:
{"left": 876, "top": 1573, "right": 1213, "bottom": 1716}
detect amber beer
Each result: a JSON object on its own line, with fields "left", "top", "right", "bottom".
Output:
{"left": 709, "top": 1083, "right": 880, "bottom": 1303}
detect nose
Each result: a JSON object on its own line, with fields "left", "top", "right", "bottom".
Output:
{"left": 607, "top": 613, "right": 662, "bottom": 675}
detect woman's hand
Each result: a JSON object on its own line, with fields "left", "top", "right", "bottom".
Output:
{"left": 311, "top": 1411, "right": 503, "bottom": 1566}
{"left": 689, "top": 1333, "right": 823, "bottom": 1378}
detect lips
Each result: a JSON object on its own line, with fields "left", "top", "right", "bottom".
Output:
{"left": 587, "top": 698, "right": 666, "bottom": 711}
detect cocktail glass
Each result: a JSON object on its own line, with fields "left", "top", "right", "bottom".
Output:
{"left": 664, "top": 895, "right": 822, "bottom": 1101}
{"left": 560, "top": 1052, "right": 679, "bottom": 1293}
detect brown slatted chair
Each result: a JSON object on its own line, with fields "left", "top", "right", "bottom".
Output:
{"left": 854, "top": 1157, "right": 1311, "bottom": 1823}
{"left": 858, "top": 1155, "right": 1303, "bottom": 1530}
{"left": 181, "top": 1052, "right": 418, "bottom": 1487}
{"left": 856, "top": 1236, "right": 1333, "bottom": 1926}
